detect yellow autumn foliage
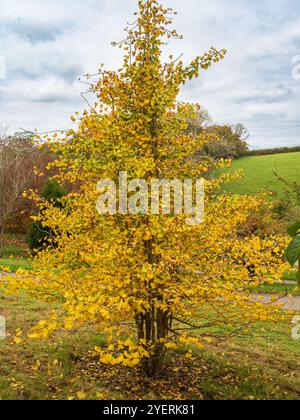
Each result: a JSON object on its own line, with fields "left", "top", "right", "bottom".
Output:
{"left": 3, "top": 0, "right": 289, "bottom": 377}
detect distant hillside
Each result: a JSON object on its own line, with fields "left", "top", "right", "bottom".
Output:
{"left": 222, "top": 152, "right": 300, "bottom": 196}
{"left": 242, "top": 146, "right": 300, "bottom": 157}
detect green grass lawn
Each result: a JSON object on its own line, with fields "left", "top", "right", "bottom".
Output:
{"left": 222, "top": 152, "right": 300, "bottom": 196}
{"left": 0, "top": 258, "right": 33, "bottom": 272}
{"left": 255, "top": 282, "right": 300, "bottom": 296}
{"left": 0, "top": 289, "right": 299, "bottom": 400}
{"left": 0, "top": 234, "right": 32, "bottom": 272}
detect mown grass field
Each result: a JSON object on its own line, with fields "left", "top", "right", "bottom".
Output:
{"left": 0, "top": 290, "right": 299, "bottom": 400}
{"left": 222, "top": 152, "right": 300, "bottom": 196}
{"left": 0, "top": 234, "right": 32, "bottom": 272}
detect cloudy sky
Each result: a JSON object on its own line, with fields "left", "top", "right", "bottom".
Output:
{"left": 1, "top": 0, "right": 300, "bottom": 149}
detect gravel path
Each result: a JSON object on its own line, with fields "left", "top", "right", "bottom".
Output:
{"left": 252, "top": 294, "right": 300, "bottom": 311}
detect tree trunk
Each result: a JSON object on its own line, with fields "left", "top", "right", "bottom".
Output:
{"left": 136, "top": 308, "right": 169, "bottom": 378}
{"left": 135, "top": 112, "right": 168, "bottom": 378}
{"left": 0, "top": 223, "right": 4, "bottom": 258}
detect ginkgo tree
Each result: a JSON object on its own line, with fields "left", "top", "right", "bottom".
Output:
{"left": 5, "top": 0, "right": 289, "bottom": 377}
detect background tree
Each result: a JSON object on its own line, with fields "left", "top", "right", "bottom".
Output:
{"left": 27, "top": 179, "right": 67, "bottom": 253}
{"left": 0, "top": 132, "right": 42, "bottom": 255}
{"left": 6, "top": 0, "right": 287, "bottom": 378}
{"left": 10, "top": 137, "right": 55, "bottom": 234}
{"left": 186, "top": 113, "right": 249, "bottom": 159}
{"left": 233, "top": 123, "right": 249, "bottom": 143}
{"left": 205, "top": 125, "right": 249, "bottom": 158}
{"left": 185, "top": 107, "right": 212, "bottom": 135}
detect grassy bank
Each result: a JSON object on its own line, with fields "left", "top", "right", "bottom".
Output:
{"left": 222, "top": 152, "right": 300, "bottom": 196}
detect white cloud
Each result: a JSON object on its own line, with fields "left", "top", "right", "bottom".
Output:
{"left": 0, "top": 0, "right": 300, "bottom": 149}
